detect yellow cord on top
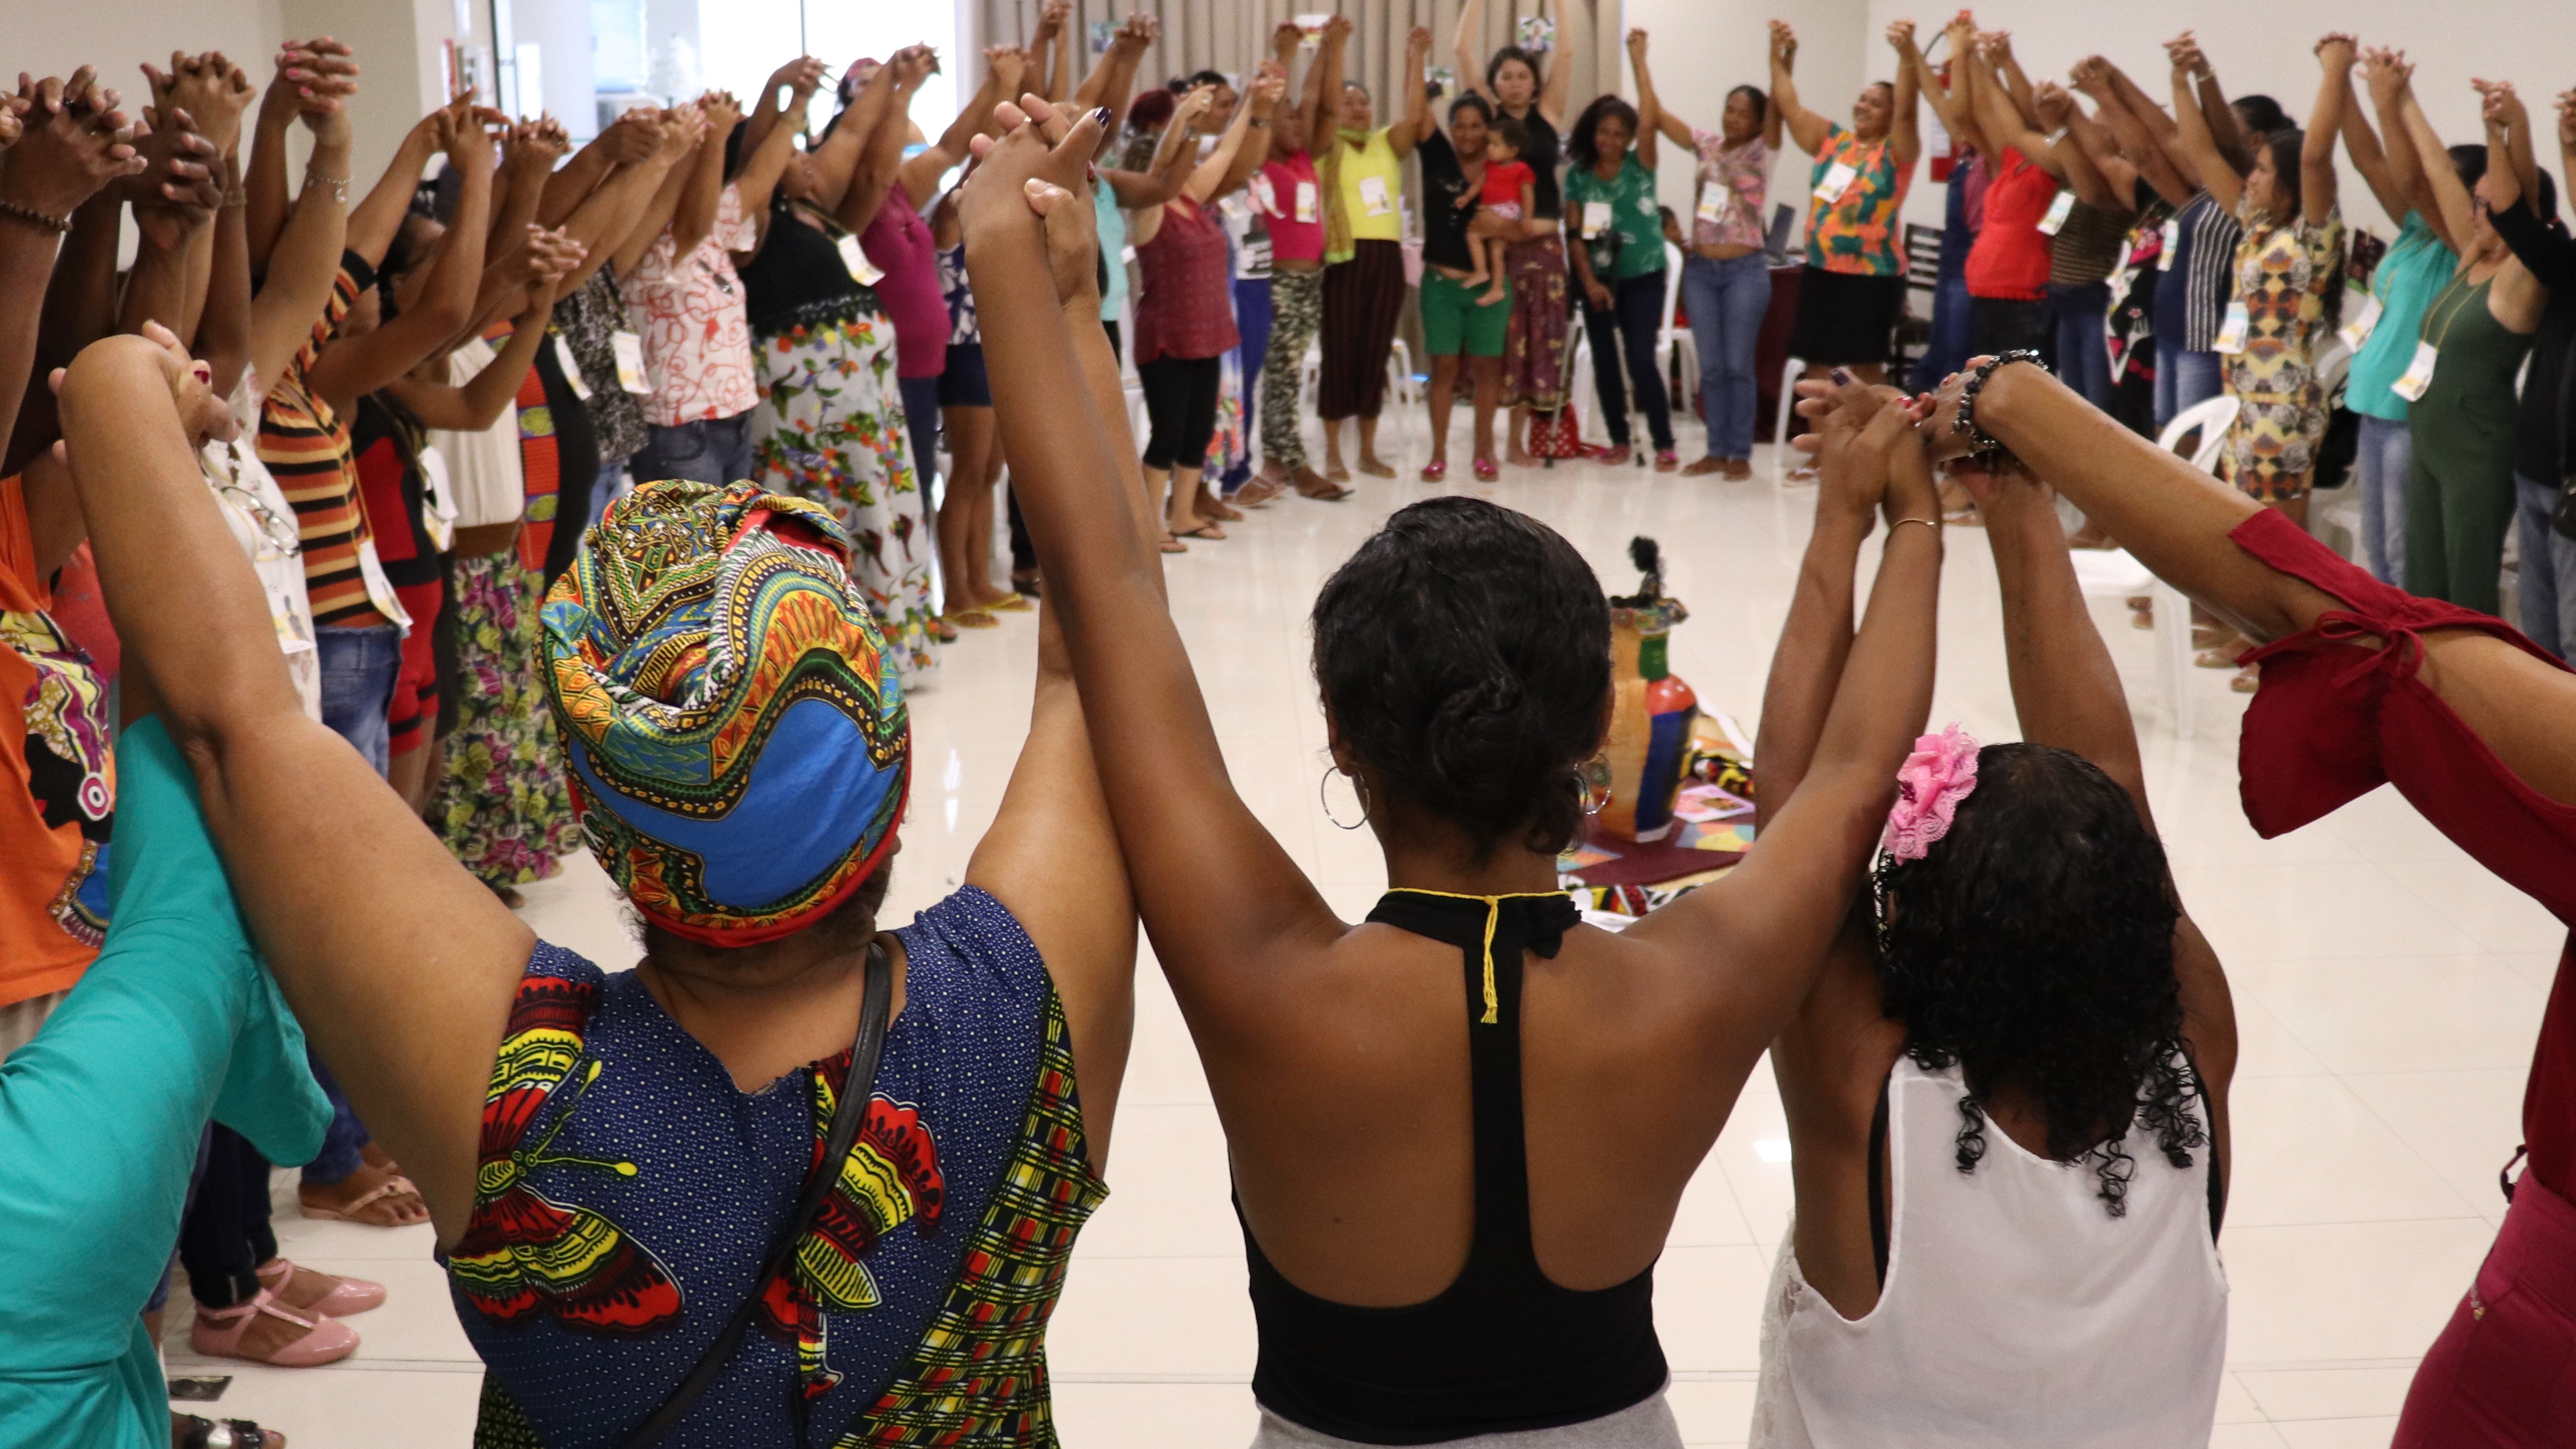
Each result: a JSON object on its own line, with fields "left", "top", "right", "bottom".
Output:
{"left": 1384, "top": 889, "right": 1571, "bottom": 1026}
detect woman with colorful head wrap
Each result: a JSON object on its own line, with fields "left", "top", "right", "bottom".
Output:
{"left": 965, "top": 101, "right": 1941, "bottom": 1446}
{"left": 52, "top": 278, "right": 1147, "bottom": 1443}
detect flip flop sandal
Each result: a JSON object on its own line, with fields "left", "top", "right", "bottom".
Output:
{"left": 1472, "top": 457, "right": 1499, "bottom": 481}
{"left": 1419, "top": 459, "right": 1448, "bottom": 481}
{"left": 2194, "top": 646, "right": 2243, "bottom": 670}
{"left": 178, "top": 1414, "right": 284, "bottom": 1448}
{"left": 1233, "top": 477, "right": 1287, "bottom": 506}
{"left": 1159, "top": 536, "right": 1188, "bottom": 554}
{"left": 2231, "top": 665, "right": 2261, "bottom": 693}
{"left": 941, "top": 609, "right": 1000, "bottom": 630}
{"left": 1295, "top": 479, "right": 1353, "bottom": 501}
{"left": 298, "top": 1174, "right": 425, "bottom": 1226}
{"left": 1174, "top": 522, "right": 1226, "bottom": 540}
{"left": 1205, "top": 499, "right": 1245, "bottom": 521}
{"left": 982, "top": 592, "right": 1033, "bottom": 613}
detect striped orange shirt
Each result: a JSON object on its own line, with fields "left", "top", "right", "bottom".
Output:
{"left": 262, "top": 255, "right": 388, "bottom": 629}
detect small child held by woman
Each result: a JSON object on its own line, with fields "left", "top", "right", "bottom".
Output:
{"left": 1463, "top": 115, "right": 1537, "bottom": 304}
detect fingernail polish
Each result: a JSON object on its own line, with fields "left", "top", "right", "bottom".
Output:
{"left": 1829, "top": 368, "right": 1853, "bottom": 385}
{"left": 1091, "top": 106, "right": 1111, "bottom": 127}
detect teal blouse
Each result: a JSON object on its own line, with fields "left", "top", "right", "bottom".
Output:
{"left": 2346, "top": 210, "right": 2459, "bottom": 423}
{"left": 1567, "top": 155, "right": 1668, "bottom": 283}
{"left": 0, "top": 718, "right": 328, "bottom": 1447}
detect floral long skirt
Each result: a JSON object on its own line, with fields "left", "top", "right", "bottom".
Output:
{"left": 1209, "top": 346, "right": 1249, "bottom": 486}
{"left": 1501, "top": 235, "right": 1572, "bottom": 413}
{"left": 750, "top": 312, "right": 935, "bottom": 676}
{"left": 430, "top": 551, "right": 579, "bottom": 889}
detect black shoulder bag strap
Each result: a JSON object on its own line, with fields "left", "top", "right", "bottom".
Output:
{"left": 618, "top": 939, "right": 897, "bottom": 1449}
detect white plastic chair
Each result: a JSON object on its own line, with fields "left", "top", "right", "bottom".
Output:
{"left": 1769, "top": 354, "right": 1808, "bottom": 482}
{"left": 1658, "top": 243, "right": 1696, "bottom": 427}
{"left": 2074, "top": 394, "right": 2240, "bottom": 742}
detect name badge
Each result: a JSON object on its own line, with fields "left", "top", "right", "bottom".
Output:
{"left": 2037, "top": 189, "right": 2077, "bottom": 236}
{"left": 1814, "top": 160, "right": 1860, "bottom": 204}
{"left": 553, "top": 334, "right": 592, "bottom": 401}
{"left": 1582, "top": 200, "right": 1613, "bottom": 238}
{"left": 837, "top": 232, "right": 883, "bottom": 286}
{"left": 1358, "top": 174, "right": 1393, "bottom": 217}
{"left": 2390, "top": 339, "right": 2439, "bottom": 401}
{"left": 2213, "top": 301, "right": 2250, "bottom": 355}
{"left": 612, "top": 330, "right": 653, "bottom": 394}
{"left": 1253, "top": 172, "right": 1278, "bottom": 215}
{"left": 2337, "top": 286, "right": 2383, "bottom": 351}
{"left": 2158, "top": 218, "right": 2179, "bottom": 271}
{"left": 1295, "top": 179, "right": 1319, "bottom": 223}
{"left": 1695, "top": 188, "right": 1726, "bottom": 225}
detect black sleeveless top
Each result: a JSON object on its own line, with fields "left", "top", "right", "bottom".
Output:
{"left": 1510, "top": 108, "right": 1564, "bottom": 220}
{"left": 737, "top": 197, "right": 881, "bottom": 337}
{"left": 1236, "top": 889, "right": 1668, "bottom": 1443}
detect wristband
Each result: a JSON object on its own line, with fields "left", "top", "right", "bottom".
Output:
{"left": 0, "top": 200, "right": 72, "bottom": 235}
{"left": 1952, "top": 349, "right": 2047, "bottom": 458}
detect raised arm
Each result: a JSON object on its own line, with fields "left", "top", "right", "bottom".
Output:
{"left": 2061, "top": 82, "right": 2148, "bottom": 210}
{"left": 1455, "top": 0, "right": 1492, "bottom": 108}
{"left": 383, "top": 285, "right": 555, "bottom": 429}
{"left": 2399, "top": 87, "right": 2476, "bottom": 258}
{"left": 1535, "top": 0, "right": 1574, "bottom": 128}
{"left": 244, "top": 86, "right": 352, "bottom": 400}
{"left": 1205, "top": 64, "right": 1289, "bottom": 202}
{"left": 304, "top": 112, "right": 494, "bottom": 411}
{"left": 1886, "top": 20, "right": 1922, "bottom": 171}
{"left": 734, "top": 62, "right": 821, "bottom": 221}
{"left": 550, "top": 126, "right": 682, "bottom": 295}
{"left": 2363, "top": 52, "right": 2438, "bottom": 241}
{"left": 1, "top": 71, "right": 147, "bottom": 479}
{"left": 1770, "top": 21, "right": 1831, "bottom": 157}
{"left": 2478, "top": 81, "right": 2543, "bottom": 209}
{"left": 1037, "top": 1, "right": 1073, "bottom": 105}
{"left": 485, "top": 116, "right": 566, "bottom": 256}
{"left": 670, "top": 91, "right": 741, "bottom": 259}
{"left": 1630, "top": 28, "right": 1695, "bottom": 151}
{"left": 2185, "top": 36, "right": 2254, "bottom": 177}
{"left": 738, "top": 55, "right": 823, "bottom": 170}
{"left": 244, "top": 39, "right": 357, "bottom": 271}
{"left": 346, "top": 105, "right": 447, "bottom": 270}
{"left": 2301, "top": 36, "right": 2348, "bottom": 225}
{"left": 58, "top": 326, "right": 532, "bottom": 1253}
{"left": 1972, "top": 38, "right": 2066, "bottom": 181}
{"left": 197, "top": 158, "right": 253, "bottom": 398}
{"left": 1634, "top": 382, "right": 1941, "bottom": 1050}
{"left": 2170, "top": 43, "right": 2243, "bottom": 215}
{"left": 838, "top": 49, "right": 930, "bottom": 237}
{"left": 610, "top": 107, "right": 707, "bottom": 280}
{"left": 899, "top": 53, "right": 1010, "bottom": 210}
{"left": 1111, "top": 87, "right": 1214, "bottom": 217}
{"left": 1910, "top": 17, "right": 1977, "bottom": 159}
{"left": 1391, "top": 27, "right": 1435, "bottom": 158}
{"left": 2336, "top": 49, "right": 2409, "bottom": 225}
{"left": 1628, "top": 29, "right": 1660, "bottom": 170}
{"left": 2038, "top": 84, "right": 2118, "bottom": 208}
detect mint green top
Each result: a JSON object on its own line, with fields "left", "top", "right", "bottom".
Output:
{"left": 1566, "top": 155, "right": 1668, "bottom": 283}
{"left": 2346, "top": 211, "right": 2458, "bottom": 423}
{"left": 0, "top": 719, "right": 328, "bottom": 1448}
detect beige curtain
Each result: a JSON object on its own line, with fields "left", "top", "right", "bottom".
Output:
{"left": 971, "top": 0, "right": 1621, "bottom": 126}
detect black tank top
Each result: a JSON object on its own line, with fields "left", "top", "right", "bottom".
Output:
{"left": 736, "top": 197, "right": 880, "bottom": 336}
{"left": 1237, "top": 889, "right": 1668, "bottom": 1443}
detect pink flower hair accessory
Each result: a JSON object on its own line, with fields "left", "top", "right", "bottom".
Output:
{"left": 1883, "top": 724, "right": 1981, "bottom": 863}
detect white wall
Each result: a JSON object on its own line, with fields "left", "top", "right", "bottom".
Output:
{"left": 0, "top": 0, "right": 285, "bottom": 95}
{"left": 1620, "top": 0, "right": 1872, "bottom": 241}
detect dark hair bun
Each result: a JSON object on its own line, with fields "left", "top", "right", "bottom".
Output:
{"left": 1311, "top": 497, "right": 1611, "bottom": 859}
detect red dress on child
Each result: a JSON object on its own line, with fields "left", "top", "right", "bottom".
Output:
{"left": 2228, "top": 508, "right": 2576, "bottom": 1445}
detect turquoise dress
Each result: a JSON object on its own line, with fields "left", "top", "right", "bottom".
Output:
{"left": 0, "top": 719, "right": 329, "bottom": 1447}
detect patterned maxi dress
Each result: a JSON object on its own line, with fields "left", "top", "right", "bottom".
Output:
{"left": 2220, "top": 206, "right": 2345, "bottom": 504}
{"left": 744, "top": 206, "right": 935, "bottom": 676}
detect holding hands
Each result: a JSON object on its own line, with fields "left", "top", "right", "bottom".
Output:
{"left": 1887, "top": 20, "right": 1920, "bottom": 61}
{"left": 2361, "top": 48, "right": 2412, "bottom": 107}
{"left": 260, "top": 36, "right": 358, "bottom": 142}
{"left": 963, "top": 94, "right": 1105, "bottom": 311}
{"left": 5, "top": 69, "right": 147, "bottom": 222}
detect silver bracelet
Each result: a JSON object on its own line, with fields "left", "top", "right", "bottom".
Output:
{"left": 1889, "top": 516, "right": 1941, "bottom": 535}
{"left": 302, "top": 169, "right": 348, "bottom": 204}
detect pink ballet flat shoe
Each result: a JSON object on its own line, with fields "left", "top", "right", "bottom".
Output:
{"left": 1653, "top": 450, "right": 1680, "bottom": 472}
{"left": 1597, "top": 445, "right": 1633, "bottom": 466}
{"left": 1472, "top": 457, "right": 1500, "bottom": 481}
{"left": 258, "top": 1257, "right": 386, "bottom": 1317}
{"left": 1419, "top": 458, "right": 1447, "bottom": 481}
{"left": 190, "top": 1288, "right": 360, "bottom": 1367}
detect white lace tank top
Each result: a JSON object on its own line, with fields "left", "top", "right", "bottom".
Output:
{"left": 1753, "top": 1056, "right": 2227, "bottom": 1447}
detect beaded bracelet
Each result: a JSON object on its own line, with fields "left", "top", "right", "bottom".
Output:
{"left": 302, "top": 169, "right": 349, "bottom": 204}
{"left": 0, "top": 200, "right": 72, "bottom": 236}
{"left": 1952, "top": 349, "right": 2047, "bottom": 458}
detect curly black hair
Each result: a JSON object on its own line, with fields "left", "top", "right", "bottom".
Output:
{"left": 1871, "top": 742, "right": 2202, "bottom": 1215}
{"left": 1566, "top": 94, "right": 1640, "bottom": 170}
{"left": 1311, "top": 497, "right": 1611, "bottom": 860}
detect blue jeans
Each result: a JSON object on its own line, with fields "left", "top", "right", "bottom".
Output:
{"left": 2156, "top": 348, "right": 2225, "bottom": 431}
{"left": 2046, "top": 282, "right": 2113, "bottom": 407}
{"left": 318, "top": 623, "right": 400, "bottom": 778}
{"left": 1681, "top": 253, "right": 1771, "bottom": 460}
{"left": 632, "top": 408, "right": 757, "bottom": 487}
{"left": 589, "top": 457, "right": 630, "bottom": 525}
{"left": 1912, "top": 271, "right": 1974, "bottom": 394}
{"left": 1582, "top": 271, "right": 1675, "bottom": 452}
{"left": 311, "top": 623, "right": 400, "bottom": 1184}
{"left": 2515, "top": 473, "right": 2576, "bottom": 660}
{"left": 2356, "top": 414, "right": 2414, "bottom": 587}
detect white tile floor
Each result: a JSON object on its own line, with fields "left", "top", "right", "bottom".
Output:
{"left": 160, "top": 431, "right": 2563, "bottom": 1447}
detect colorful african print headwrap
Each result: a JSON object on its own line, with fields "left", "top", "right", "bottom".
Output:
{"left": 542, "top": 480, "right": 909, "bottom": 946}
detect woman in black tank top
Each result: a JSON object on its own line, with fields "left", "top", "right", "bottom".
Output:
{"left": 962, "top": 109, "right": 1952, "bottom": 1447}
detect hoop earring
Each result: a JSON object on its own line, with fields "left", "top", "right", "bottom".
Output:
{"left": 1577, "top": 755, "right": 1613, "bottom": 816}
{"left": 1320, "top": 765, "right": 1371, "bottom": 830}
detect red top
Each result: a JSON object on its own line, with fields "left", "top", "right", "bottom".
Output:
{"left": 1964, "top": 152, "right": 2058, "bottom": 302}
{"left": 2231, "top": 508, "right": 2576, "bottom": 1202}
{"left": 1132, "top": 199, "right": 1241, "bottom": 366}
{"left": 1255, "top": 154, "right": 1327, "bottom": 264}
{"left": 1481, "top": 159, "right": 1536, "bottom": 210}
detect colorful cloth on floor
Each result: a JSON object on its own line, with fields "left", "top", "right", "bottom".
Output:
{"left": 431, "top": 552, "right": 579, "bottom": 889}
{"left": 452, "top": 888, "right": 1107, "bottom": 1449}
{"left": 1502, "top": 236, "right": 1571, "bottom": 413}
{"left": 749, "top": 302, "right": 935, "bottom": 677}
{"left": 541, "top": 479, "right": 909, "bottom": 947}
